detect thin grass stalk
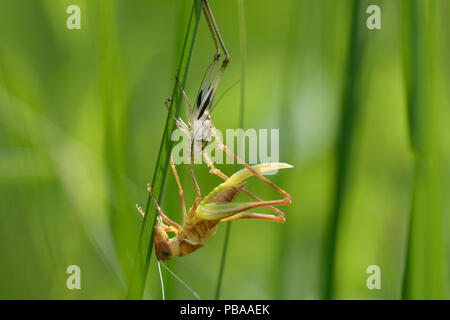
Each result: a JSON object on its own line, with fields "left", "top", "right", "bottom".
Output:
{"left": 215, "top": 0, "right": 246, "bottom": 300}
{"left": 99, "top": 0, "right": 132, "bottom": 279}
{"left": 321, "top": 0, "right": 366, "bottom": 299}
{"left": 126, "top": 0, "right": 204, "bottom": 300}
{"left": 273, "top": 0, "right": 302, "bottom": 299}
{"left": 214, "top": 223, "right": 231, "bottom": 299}
{"left": 161, "top": 1, "right": 190, "bottom": 300}
{"left": 401, "top": 0, "right": 446, "bottom": 299}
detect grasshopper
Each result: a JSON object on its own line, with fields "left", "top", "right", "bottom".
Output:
{"left": 137, "top": 161, "right": 292, "bottom": 260}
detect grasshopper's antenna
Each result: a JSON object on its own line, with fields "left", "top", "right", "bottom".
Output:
{"left": 212, "top": 80, "right": 240, "bottom": 112}
{"left": 160, "top": 261, "right": 202, "bottom": 300}
{"left": 157, "top": 261, "right": 165, "bottom": 300}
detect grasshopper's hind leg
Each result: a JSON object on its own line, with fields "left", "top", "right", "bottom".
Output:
{"left": 203, "top": 151, "right": 287, "bottom": 221}
{"left": 221, "top": 213, "right": 285, "bottom": 223}
{"left": 199, "top": 0, "right": 229, "bottom": 110}
{"left": 198, "top": 199, "right": 290, "bottom": 222}
{"left": 203, "top": 0, "right": 230, "bottom": 65}
{"left": 209, "top": 121, "right": 292, "bottom": 202}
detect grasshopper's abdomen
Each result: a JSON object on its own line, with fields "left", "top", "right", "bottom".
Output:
{"left": 207, "top": 182, "right": 246, "bottom": 203}
{"left": 201, "top": 182, "right": 246, "bottom": 205}
{"left": 179, "top": 182, "right": 247, "bottom": 256}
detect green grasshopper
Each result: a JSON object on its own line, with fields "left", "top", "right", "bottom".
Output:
{"left": 137, "top": 161, "right": 292, "bottom": 261}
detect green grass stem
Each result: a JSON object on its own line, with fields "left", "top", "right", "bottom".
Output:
{"left": 321, "top": 0, "right": 366, "bottom": 299}
{"left": 214, "top": 0, "right": 246, "bottom": 300}
{"left": 126, "top": 0, "right": 204, "bottom": 300}
{"left": 401, "top": 0, "right": 446, "bottom": 299}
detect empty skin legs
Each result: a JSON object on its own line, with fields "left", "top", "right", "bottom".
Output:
{"left": 175, "top": 80, "right": 291, "bottom": 223}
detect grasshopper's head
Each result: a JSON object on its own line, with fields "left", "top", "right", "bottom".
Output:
{"left": 154, "top": 217, "right": 176, "bottom": 261}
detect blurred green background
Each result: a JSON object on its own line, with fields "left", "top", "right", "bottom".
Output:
{"left": 0, "top": 0, "right": 449, "bottom": 299}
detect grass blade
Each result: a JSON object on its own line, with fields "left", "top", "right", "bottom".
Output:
{"left": 401, "top": 0, "right": 446, "bottom": 299}
{"left": 126, "top": 0, "right": 204, "bottom": 300}
{"left": 273, "top": 0, "right": 302, "bottom": 299}
{"left": 321, "top": 0, "right": 367, "bottom": 299}
{"left": 215, "top": 0, "right": 246, "bottom": 300}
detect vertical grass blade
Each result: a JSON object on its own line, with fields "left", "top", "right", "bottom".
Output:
{"left": 215, "top": 222, "right": 231, "bottom": 299}
{"left": 98, "top": 0, "right": 133, "bottom": 281}
{"left": 215, "top": 0, "right": 246, "bottom": 300}
{"left": 126, "top": 0, "right": 204, "bottom": 300}
{"left": 237, "top": 0, "right": 246, "bottom": 131}
{"left": 273, "top": 0, "right": 302, "bottom": 299}
{"left": 401, "top": 0, "right": 446, "bottom": 299}
{"left": 321, "top": 0, "right": 367, "bottom": 299}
